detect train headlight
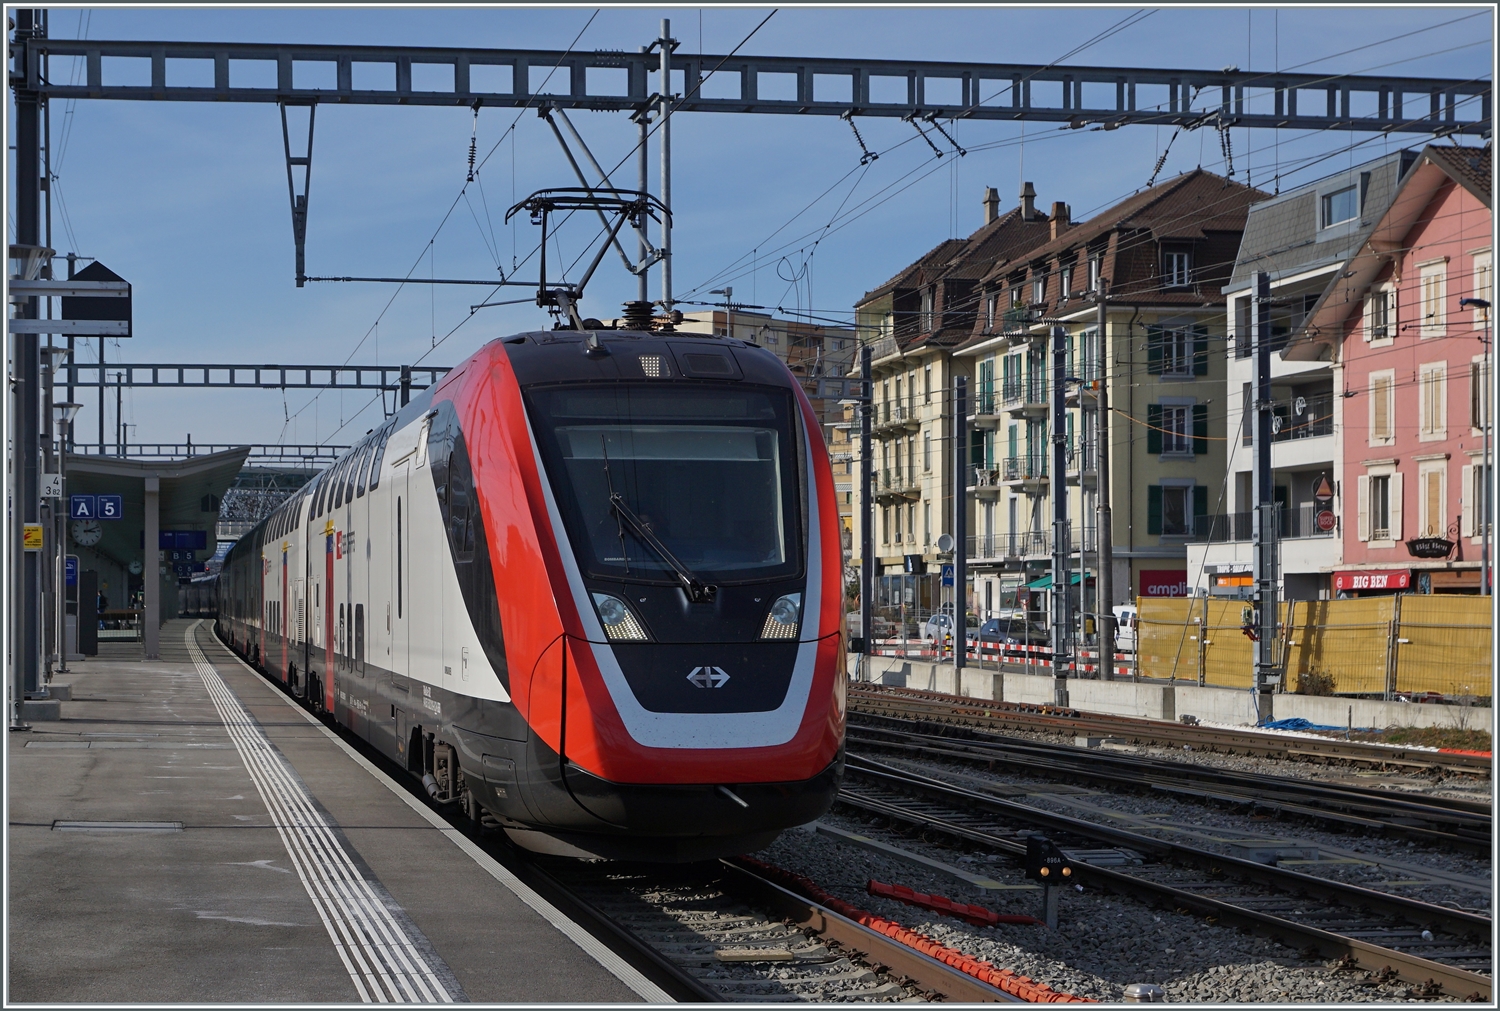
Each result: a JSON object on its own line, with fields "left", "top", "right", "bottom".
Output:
{"left": 592, "top": 593, "right": 649, "bottom": 641}
{"left": 761, "top": 593, "right": 802, "bottom": 640}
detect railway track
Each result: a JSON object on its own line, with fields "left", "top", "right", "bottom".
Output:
{"left": 838, "top": 755, "right": 1492, "bottom": 1000}
{"left": 847, "top": 713, "right": 1492, "bottom": 853}
{"left": 215, "top": 627, "right": 1043, "bottom": 1003}
{"left": 849, "top": 683, "right": 1494, "bottom": 777}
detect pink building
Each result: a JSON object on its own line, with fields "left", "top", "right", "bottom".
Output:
{"left": 1291, "top": 144, "right": 1491, "bottom": 595}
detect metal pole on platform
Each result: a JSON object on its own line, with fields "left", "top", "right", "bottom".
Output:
{"left": 1251, "top": 271, "right": 1279, "bottom": 722}
{"left": 953, "top": 374, "right": 969, "bottom": 688}
{"left": 860, "top": 343, "right": 874, "bottom": 677}
{"left": 1049, "top": 324, "right": 1072, "bottom": 706}
{"left": 1094, "top": 282, "right": 1115, "bottom": 677}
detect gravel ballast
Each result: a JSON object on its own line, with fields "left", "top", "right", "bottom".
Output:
{"left": 755, "top": 811, "right": 1468, "bottom": 1003}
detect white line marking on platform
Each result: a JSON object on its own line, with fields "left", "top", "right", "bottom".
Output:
{"left": 201, "top": 621, "right": 672, "bottom": 1004}
{"left": 185, "top": 624, "right": 452, "bottom": 1004}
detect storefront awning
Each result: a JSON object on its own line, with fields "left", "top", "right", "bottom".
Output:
{"left": 1025, "top": 572, "right": 1087, "bottom": 590}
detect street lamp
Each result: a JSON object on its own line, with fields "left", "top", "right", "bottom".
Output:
{"left": 1460, "top": 297, "right": 1491, "bottom": 596}
{"left": 51, "top": 401, "right": 83, "bottom": 675}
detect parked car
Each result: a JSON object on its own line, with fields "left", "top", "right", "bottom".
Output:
{"left": 977, "top": 610, "right": 1052, "bottom": 646}
{"left": 922, "top": 611, "right": 980, "bottom": 642}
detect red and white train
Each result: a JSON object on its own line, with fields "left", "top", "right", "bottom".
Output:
{"left": 217, "top": 326, "right": 847, "bottom": 860}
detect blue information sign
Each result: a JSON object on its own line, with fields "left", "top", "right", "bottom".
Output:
{"left": 98, "top": 494, "right": 123, "bottom": 520}
{"left": 69, "top": 494, "right": 96, "bottom": 519}
{"left": 65, "top": 555, "right": 78, "bottom": 587}
{"left": 941, "top": 563, "right": 955, "bottom": 587}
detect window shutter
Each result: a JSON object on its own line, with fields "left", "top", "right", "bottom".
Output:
{"left": 1192, "top": 404, "right": 1209, "bottom": 455}
{"left": 1192, "top": 486, "right": 1208, "bottom": 531}
{"left": 1357, "top": 475, "right": 1370, "bottom": 541}
{"left": 1146, "top": 404, "right": 1163, "bottom": 454}
{"left": 1193, "top": 326, "right": 1209, "bottom": 375}
{"left": 1146, "top": 326, "right": 1163, "bottom": 375}
{"left": 1147, "top": 485, "right": 1163, "bottom": 535}
{"left": 1462, "top": 465, "right": 1476, "bottom": 537}
{"left": 1388, "top": 472, "right": 1403, "bottom": 540}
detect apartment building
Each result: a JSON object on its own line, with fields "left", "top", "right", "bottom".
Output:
{"left": 1283, "top": 143, "right": 1491, "bottom": 596}
{"left": 849, "top": 185, "right": 1053, "bottom": 623}
{"left": 954, "top": 169, "right": 1265, "bottom": 620}
{"left": 1188, "top": 149, "right": 1421, "bottom": 601}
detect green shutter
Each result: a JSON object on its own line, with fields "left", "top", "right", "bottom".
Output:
{"left": 1146, "top": 404, "right": 1163, "bottom": 455}
{"left": 1192, "top": 404, "right": 1209, "bottom": 455}
{"left": 1193, "top": 326, "right": 1209, "bottom": 376}
{"left": 1146, "top": 325, "right": 1163, "bottom": 375}
{"left": 1193, "top": 485, "right": 1208, "bottom": 520}
{"left": 1147, "top": 485, "right": 1163, "bottom": 535}
{"left": 971, "top": 428, "right": 985, "bottom": 467}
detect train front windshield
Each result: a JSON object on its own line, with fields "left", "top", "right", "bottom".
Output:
{"left": 528, "top": 385, "right": 803, "bottom": 584}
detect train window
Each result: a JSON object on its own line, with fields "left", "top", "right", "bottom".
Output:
{"left": 367, "top": 421, "right": 392, "bottom": 492}
{"left": 528, "top": 384, "right": 802, "bottom": 583}
{"left": 354, "top": 603, "right": 364, "bottom": 672}
{"left": 311, "top": 472, "right": 327, "bottom": 519}
{"left": 396, "top": 497, "right": 403, "bottom": 618}
{"left": 345, "top": 445, "right": 364, "bottom": 503}
{"left": 355, "top": 441, "right": 372, "bottom": 498}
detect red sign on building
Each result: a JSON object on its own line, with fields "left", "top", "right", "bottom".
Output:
{"left": 1139, "top": 570, "right": 1188, "bottom": 597}
{"left": 1333, "top": 569, "right": 1411, "bottom": 592}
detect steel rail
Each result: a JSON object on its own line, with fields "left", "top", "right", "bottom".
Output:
{"left": 843, "top": 758, "right": 1491, "bottom": 948}
{"left": 846, "top": 717, "right": 1491, "bottom": 849}
{"left": 717, "top": 859, "right": 1027, "bottom": 1003}
{"left": 849, "top": 684, "right": 1494, "bottom": 775}
{"left": 839, "top": 783, "right": 1491, "bottom": 1000}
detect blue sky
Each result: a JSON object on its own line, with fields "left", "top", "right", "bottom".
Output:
{"left": 20, "top": 5, "right": 1493, "bottom": 452}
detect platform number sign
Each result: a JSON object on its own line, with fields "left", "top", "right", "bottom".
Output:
{"left": 69, "top": 494, "right": 96, "bottom": 519}
{"left": 98, "top": 494, "right": 123, "bottom": 520}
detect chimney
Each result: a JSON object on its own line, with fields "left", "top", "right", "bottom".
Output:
{"left": 1019, "top": 181, "right": 1036, "bottom": 220}
{"left": 983, "top": 186, "right": 1000, "bottom": 225}
{"left": 1049, "top": 201, "right": 1071, "bottom": 241}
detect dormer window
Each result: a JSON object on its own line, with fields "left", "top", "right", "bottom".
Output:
{"left": 1321, "top": 185, "right": 1358, "bottom": 228}
{"left": 1163, "top": 251, "right": 1192, "bottom": 289}
{"left": 1088, "top": 256, "right": 1102, "bottom": 293}
{"left": 1032, "top": 276, "right": 1046, "bottom": 304}
{"left": 985, "top": 294, "right": 997, "bottom": 330}
{"left": 920, "top": 288, "right": 935, "bottom": 333}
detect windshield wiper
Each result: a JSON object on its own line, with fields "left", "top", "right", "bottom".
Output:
{"left": 608, "top": 493, "right": 718, "bottom": 603}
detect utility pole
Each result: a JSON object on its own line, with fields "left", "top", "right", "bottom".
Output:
{"left": 1049, "top": 324, "right": 1072, "bottom": 706}
{"left": 1251, "top": 271, "right": 1279, "bottom": 721}
{"left": 860, "top": 343, "right": 874, "bottom": 677}
{"left": 658, "top": 19, "right": 674, "bottom": 312}
{"left": 953, "top": 374, "right": 969, "bottom": 687}
{"left": 1094, "top": 282, "right": 1115, "bottom": 676}
{"left": 12, "top": 8, "right": 47, "bottom": 729}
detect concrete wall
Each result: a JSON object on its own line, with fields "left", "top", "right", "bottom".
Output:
{"left": 849, "top": 653, "right": 1489, "bottom": 731}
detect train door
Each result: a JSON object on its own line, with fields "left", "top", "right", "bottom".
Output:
{"left": 407, "top": 452, "right": 444, "bottom": 690}
{"left": 391, "top": 464, "right": 410, "bottom": 674}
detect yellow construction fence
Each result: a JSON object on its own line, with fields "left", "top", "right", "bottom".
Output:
{"left": 1135, "top": 595, "right": 1492, "bottom": 698}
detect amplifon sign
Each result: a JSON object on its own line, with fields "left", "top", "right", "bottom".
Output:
{"left": 1333, "top": 569, "right": 1411, "bottom": 591}
{"left": 1139, "top": 570, "right": 1188, "bottom": 597}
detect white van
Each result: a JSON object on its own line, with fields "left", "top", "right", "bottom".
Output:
{"left": 1112, "top": 605, "right": 1138, "bottom": 653}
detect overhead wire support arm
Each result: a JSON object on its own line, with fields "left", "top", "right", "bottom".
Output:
{"left": 923, "top": 114, "right": 966, "bottom": 156}
{"left": 280, "top": 101, "right": 316, "bottom": 287}
{"left": 840, "top": 111, "right": 878, "bottom": 165}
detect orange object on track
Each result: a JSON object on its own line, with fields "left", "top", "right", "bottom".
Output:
{"left": 868, "top": 879, "right": 1043, "bottom": 927}
{"left": 735, "top": 857, "right": 1090, "bottom": 1003}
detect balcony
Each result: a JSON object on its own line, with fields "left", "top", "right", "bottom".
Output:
{"left": 998, "top": 306, "right": 1038, "bottom": 337}
{"left": 970, "top": 466, "right": 1006, "bottom": 497}
{"left": 1001, "top": 379, "right": 1047, "bottom": 416}
{"left": 1001, "top": 455, "right": 1049, "bottom": 487}
{"left": 1191, "top": 504, "right": 1337, "bottom": 543}
{"left": 1065, "top": 441, "right": 1097, "bottom": 484}
{"left": 876, "top": 467, "right": 921, "bottom": 501}
{"left": 1242, "top": 392, "right": 1336, "bottom": 446}
{"left": 966, "top": 527, "right": 1097, "bottom": 561}
{"left": 972, "top": 387, "right": 1004, "bottom": 427}
{"left": 873, "top": 402, "right": 921, "bottom": 434}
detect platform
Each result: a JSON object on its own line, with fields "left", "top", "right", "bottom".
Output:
{"left": 8, "top": 619, "right": 661, "bottom": 1004}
